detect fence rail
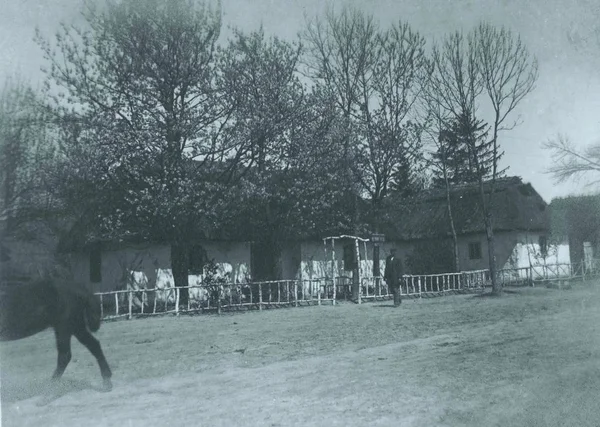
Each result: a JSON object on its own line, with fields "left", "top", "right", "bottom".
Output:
{"left": 496, "top": 260, "right": 600, "bottom": 286}
{"left": 96, "top": 278, "right": 337, "bottom": 320}
{"left": 95, "top": 260, "right": 600, "bottom": 320}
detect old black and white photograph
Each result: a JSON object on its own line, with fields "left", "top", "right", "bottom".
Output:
{"left": 2, "top": 0, "right": 600, "bottom": 425}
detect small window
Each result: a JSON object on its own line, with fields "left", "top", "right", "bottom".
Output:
{"left": 468, "top": 242, "right": 482, "bottom": 260}
{"left": 89, "top": 244, "right": 102, "bottom": 283}
{"left": 539, "top": 235, "right": 548, "bottom": 258}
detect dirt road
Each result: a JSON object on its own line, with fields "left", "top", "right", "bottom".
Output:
{"left": 3, "top": 284, "right": 600, "bottom": 426}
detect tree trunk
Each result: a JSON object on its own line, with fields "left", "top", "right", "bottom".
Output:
{"left": 485, "top": 214, "right": 501, "bottom": 295}
{"left": 476, "top": 170, "right": 500, "bottom": 295}
{"left": 171, "top": 242, "right": 189, "bottom": 306}
{"left": 443, "top": 178, "right": 460, "bottom": 272}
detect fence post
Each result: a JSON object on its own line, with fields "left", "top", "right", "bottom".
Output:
{"left": 318, "top": 281, "right": 321, "bottom": 306}
{"left": 529, "top": 267, "right": 534, "bottom": 287}
{"left": 217, "top": 285, "right": 222, "bottom": 315}
{"left": 128, "top": 290, "right": 133, "bottom": 320}
{"left": 115, "top": 293, "right": 119, "bottom": 317}
{"left": 332, "top": 277, "right": 336, "bottom": 305}
{"left": 175, "top": 288, "right": 180, "bottom": 316}
{"left": 258, "top": 283, "right": 263, "bottom": 311}
{"left": 99, "top": 294, "right": 104, "bottom": 319}
{"left": 294, "top": 281, "right": 298, "bottom": 307}
{"left": 277, "top": 282, "right": 281, "bottom": 304}
{"left": 418, "top": 276, "right": 422, "bottom": 298}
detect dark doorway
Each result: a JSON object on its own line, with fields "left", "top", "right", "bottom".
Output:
{"left": 251, "top": 241, "right": 281, "bottom": 281}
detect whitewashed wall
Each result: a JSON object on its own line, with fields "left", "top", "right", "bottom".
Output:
{"left": 71, "top": 241, "right": 251, "bottom": 293}
{"left": 502, "top": 234, "right": 571, "bottom": 270}
{"left": 294, "top": 239, "right": 410, "bottom": 282}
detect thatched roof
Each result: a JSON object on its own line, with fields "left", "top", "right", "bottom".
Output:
{"left": 380, "top": 176, "right": 549, "bottom": 241}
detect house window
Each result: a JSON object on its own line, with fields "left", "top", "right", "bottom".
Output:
{"left": 468, "top": 242, "right": 482, "bottom": 260}
{"left": 539, "top": 235, "right": 548, "bottom": 258}
{"left": 89, "top": 244, "right": 102, "bottom": 283}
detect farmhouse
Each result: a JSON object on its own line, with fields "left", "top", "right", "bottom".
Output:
{"left": 378, "top": 176, "right": 551, "bottom": 274}
{"left": 62, "top": 237, "right": 252, "bottom": 293}
{"left": 17, "top": 176, "right": 552, "bottom": 294}
{"left": 258, "top": 176, "right": 552, "bottom": 287}
{"left": 548, "top": 194, "right": 600, "bottom": 268}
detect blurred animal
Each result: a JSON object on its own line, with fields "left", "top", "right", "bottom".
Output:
{"left": 0, "top": 278, "right": 113, "bottom": 391}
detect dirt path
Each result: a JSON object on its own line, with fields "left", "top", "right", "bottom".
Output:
{"left": 3, "top": 285, "right": 600, "bottom": 426}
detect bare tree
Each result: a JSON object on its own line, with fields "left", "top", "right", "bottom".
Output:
{"left": 361, "top": 21, "right": 430, "bottom": 207}
{"left": 543, "top": 135, "right": 600, "bottom": 186}
{"left": 473, "top": 22, "right": 538, "bottom": 295}
{"left": 303, "top": 7, "right": 429, "bottom": 232}
{"left": 302, "top": 5, "right": 378, "bottom": 226}
{"left": 424, "top": 31, "right": 482, "bottom": 273}
{"left": 303, "top": 6, "right": 378, "bottom": 129}
{"left": 547, "top": 7, "right": 600, "bottom": 189}
{"left": 425, "top": 24, "right": 538, "bottom": 294}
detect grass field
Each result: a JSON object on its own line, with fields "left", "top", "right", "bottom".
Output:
{"left": 3, "top": 282, "right": 600, "bottom": 426}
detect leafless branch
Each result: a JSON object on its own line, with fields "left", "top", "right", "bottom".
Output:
{"left": 543, "top": 134, "right": 600, "bottom": 185}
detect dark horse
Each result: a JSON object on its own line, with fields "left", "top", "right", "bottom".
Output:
{"left": 0, "top": 278, "right": 112, "bottom": 391}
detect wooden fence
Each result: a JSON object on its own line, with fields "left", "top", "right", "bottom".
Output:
{"left": 95, "top": 260, "right": 600, "bottom": 320}
{"left": 496, "top": 260, "right": 600, "bottom": 286}
{"left": 95, "top": 268, "right": 494, "bottom": 320}
{"left": 96, "top": 279, "right": 337, "bottom": 320}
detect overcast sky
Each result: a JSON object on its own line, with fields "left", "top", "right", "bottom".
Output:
{"left": 2, "top": 0, "right": 600, "bottom": 203}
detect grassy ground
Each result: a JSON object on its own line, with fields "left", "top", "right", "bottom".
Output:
{"left": 3, "top": 282, "right": 600, "bottom": 426}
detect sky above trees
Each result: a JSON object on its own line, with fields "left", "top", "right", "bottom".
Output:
{"left": 2, "top": 0, "right": 600, "bottom": 202}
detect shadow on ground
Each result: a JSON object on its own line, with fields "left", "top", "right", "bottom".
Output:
{"left": 472, "top": 288, "right": 521, "bottom": 298}
{"left": 373, "top": 304, "right": 402, "bottom": 308}
{"left": 1, "top": 377, "right": 101, "bottom": 405}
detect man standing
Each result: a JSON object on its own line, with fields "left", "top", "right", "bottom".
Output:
{"left": 384, "top": 248, "right": 404, "bottom": 307}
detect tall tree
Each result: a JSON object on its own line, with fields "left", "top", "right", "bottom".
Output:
{"left": 302, "top": 5, "right": 377, "bottom": 230}
{"left": 0, "top": 78, "right": 56, "bottom": 240}
{"left": 216, "top": 28, "right": 315, "bottom": 279}
{"left": 303, "top": 7, "right": 429, "bottom": 232}
{"left": 217, "top": 28, "right": 308, "bottom": 180}
{"left": 472, "top": 22, "right": 538, "bottom": 294}
{"left": 227, "top": 91, "right": 355, "bottom": 279}
{"left": 425, "top": 24, "right": 538, "bottom": 289}
{"left": 424, "top": 31, "right": 482, "bottom": 273}
{"left": 432, "top": 112, "right": 492, "bottom": 187}
{"left": 36, "top": 0, "right": 235, "bottom": 303}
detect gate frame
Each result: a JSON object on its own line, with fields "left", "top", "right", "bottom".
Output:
{"left": 323, "top": 235, "right": 370, "bottom": 304}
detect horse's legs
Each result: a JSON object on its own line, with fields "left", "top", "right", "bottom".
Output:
{"left": 51, "top": 329, "right": 72, "bottom": 381}
{"left": 74, "top": 328, "right": 113, "bottom": 391}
